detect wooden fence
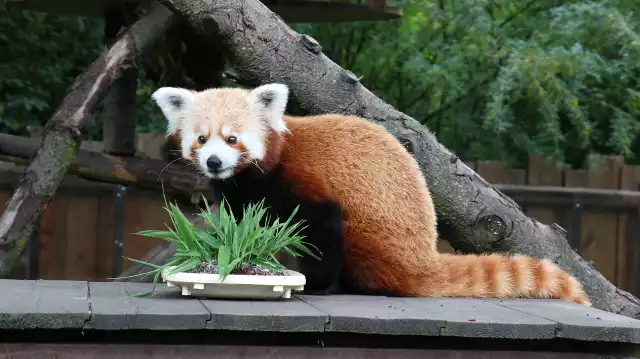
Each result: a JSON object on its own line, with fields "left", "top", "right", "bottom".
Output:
{"left": 1, "top": 134, "right": 639, "bottom": 296}
{"left": 0, "top": 135, "right": 173, "bottom": 281}
{"left": 0, "top": 169, "right": 171, "bottom": 281}
{"left": 458, "top": 154, "right": 640, "bottom": 296}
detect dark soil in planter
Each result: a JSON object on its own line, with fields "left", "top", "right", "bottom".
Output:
{"left": 186, "top": 260, "right": 285, "bottom": 276}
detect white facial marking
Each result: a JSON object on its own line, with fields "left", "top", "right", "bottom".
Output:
{"left": 197, "top": 136, "right": 241, "bottom": 179}
{"left": 181, "top": 131, "right": 196, "bottom": 160}
{"left": 248, "top": 83, "right": 290, "bottom": 133}
{"left": 151, "top": 84, "right": 294, "bottom": 179}
{"left": 151, "top": 87, "right": 196, "bottom": 136}
{"left": 221, "top": 124, "right": 232, "bottom": 138}
{"left": 240, "top": 131, "right": 265, "bottom": 160}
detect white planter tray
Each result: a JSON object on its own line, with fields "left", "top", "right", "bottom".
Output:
{"left": 161, "top": 266, "right": 306, "bottom": 300}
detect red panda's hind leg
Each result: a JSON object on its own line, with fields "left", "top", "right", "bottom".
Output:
{"left": 295, "top": 200, "right": 348, "bottom": 295}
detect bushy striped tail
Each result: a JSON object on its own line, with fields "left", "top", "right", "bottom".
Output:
{"left": 433, "top": 253, "right": 591, "bottom": 306}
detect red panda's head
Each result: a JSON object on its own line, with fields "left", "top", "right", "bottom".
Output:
{"left": 151, "top": 83, "right": 289, "bottom": 180}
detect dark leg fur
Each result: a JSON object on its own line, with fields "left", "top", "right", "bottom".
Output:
{"left": 296, "top": 201, "right": 345, "bottom": 295}
{"left": 213, "top": 168, "right": 346, "bottom": 295}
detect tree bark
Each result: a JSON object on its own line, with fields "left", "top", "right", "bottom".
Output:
{"left": 157, "top": 0, "right": 640, "bottom": 318}
{"left": 0, "top": 3, "right": 175, "bottom": 247}
{"left": 0, "top": 134, "right": 214, "bottom": 200}
{"left": 0, "top": 224, "right": 34, "bottom": 278}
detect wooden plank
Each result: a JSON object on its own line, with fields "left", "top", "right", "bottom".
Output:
{"left": 564, "top": 169, "right": 589, "bottom": 187}
{"left": 0, "top": 344, "right": 608, "bottom": 359}
{"left": 96, "top": 193, "right": 115, "bottom": 280}
{"left": 621, "top": 165, "right": 640, "bottom": 192}
{"left": 527, "top": 154, "right": 563, "bottom": 186}
{"left": 201, "top": 296, "right": 328, "bottom": 332}
{"left": 0, "top": 280, "right": 90, "bottom": 329}
{"left": 563, "top": 168, "right": 590, "bottom": 252}
{"left": 503, "top": 168, "right": 526, "bottom": 185}
{"left": 120, "top": 195, "right": 141, "bottom": 274}
{"left": 1, "top": 280, "right": 640, "bottom": 347}
{"left": 476, "top": 161, "right": 505, "bottom": 184}
{"left": 32, "top": 199, "right": 55, "bottom": 280}
{"left": 0, "top": 191, "right": 8, "bottom": 211}
{"left": 85, "top": 282, "right": 211, "bottom": 330}
{"left": 42, "top": 196, "right": 71, "bottom": 280}
{"left": 489, "top": 298, "right": 640, "bottom": 343}
{"left": 526, "top": 155, "right": 564, "bottom": 226}
{"left": 618, "top": 165, "right": 640, "bottom": 293}
{"left": 576, "top": 156, "right": 623, "bottom": 283}
{"left": 64, "top": 195, "right": 99, "bottom": 280}
{"left": 495, "top": 184, "right": 640, "bottom": 208}
{"left": 298, "top": 295, "right": 556, "bottom": 338}
{"left": 37, "top": 198, "right": 57, "bottom": 280}
{"left": 122, "top": 191, "right": 169, "bottom": 273}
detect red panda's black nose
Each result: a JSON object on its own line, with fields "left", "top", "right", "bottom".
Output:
{"left": 206, "top": 156, "right": 223, "bottom": 171}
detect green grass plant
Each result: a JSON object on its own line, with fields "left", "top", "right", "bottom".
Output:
{"left": 113, "top": 193, "right": 319, "bottom": 297}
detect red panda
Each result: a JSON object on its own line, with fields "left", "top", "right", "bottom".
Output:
{"left": 151, "top": 83, "right": 591, "bottom": 306}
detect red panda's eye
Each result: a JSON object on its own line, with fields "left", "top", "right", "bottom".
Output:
{"left": 197, "top": 135, "right": 206, "bottom": 144}
{"left": 227, "top": 136, "right": 237, "bottom": 145}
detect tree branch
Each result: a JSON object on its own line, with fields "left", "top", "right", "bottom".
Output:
{"left": 0, "top": 3, "right": 176, "bottom": 247}
{"left": 0, "top": 223, "right": 34, "bottom": 278}
{"left": 157, "top": 0, "right": 640, "bottom": 318}
{"left": 0, "top": 134, "right": 214, "bottom": 200}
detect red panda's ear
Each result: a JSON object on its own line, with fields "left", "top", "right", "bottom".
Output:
{"left": 151, "top": 87, "right": 196, "bottom": 136}
{"left": 248, "top": 83, "right": 289, "bottom": 133}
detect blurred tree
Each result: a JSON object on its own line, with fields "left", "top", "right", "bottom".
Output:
{"left": 293, "top": 0, "right": 640, "bottom": 168}
{"left": 1, "top": 0, "right": 638, "bottom": 168}
{"left": 0, "top": 9, "right": 102, "bottom": 136}
{"left": 0, "top": 8, "right": 165, "bottom": 139}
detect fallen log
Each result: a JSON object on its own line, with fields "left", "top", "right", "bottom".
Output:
{"left": 0, "top": 3, "right": 175, "bottom": 247}
{"left": 157, "top": 0, "right": 640, "bottom": 317}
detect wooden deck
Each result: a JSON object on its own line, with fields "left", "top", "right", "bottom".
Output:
{"left": 0, "top": 280, "right": 639, "bottom": 358}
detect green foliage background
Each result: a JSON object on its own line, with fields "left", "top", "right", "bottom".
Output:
{"left": 294, "top": 0, "right": 640, "bottom": 168}
{"left": 0, "top": 7, "right": 165, "bottom": 138}
{"left": 1, "top": 0, "right": 638, "bottom": 168}
{"left": 0, "top": 10, "right": 102, "bottom": 136}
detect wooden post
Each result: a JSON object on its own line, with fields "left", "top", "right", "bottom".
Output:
{"left": 102, "top": 6, "right": 138, "bottom": 156}
{"left": 101, "top": 6, "right": 138, "bottom": 276}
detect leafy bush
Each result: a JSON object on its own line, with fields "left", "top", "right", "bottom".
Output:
{"left": 294, "top": 0, "right": 640, "bottom": 168}
{"left": 117, "top": 195, "right": 318, "bottom": 297}
{"left": 5, "top": 0, "right": 638, "bottom": 168}
{"left": 0, "top": 10, "right": 103, "bottom": 136}
{"left": 0, "top": 9, "right": 165, "bottom": 139}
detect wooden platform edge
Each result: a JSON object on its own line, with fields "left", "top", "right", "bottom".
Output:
{"left": 0, "top": 280, "right": 639, "bottom": 347}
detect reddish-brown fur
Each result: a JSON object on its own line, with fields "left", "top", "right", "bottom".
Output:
{"left": 163, "top": 87, "right": 591, "bottom": 306}
{"left": 253, "top": 114, "right": 591, "bottom": 306}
